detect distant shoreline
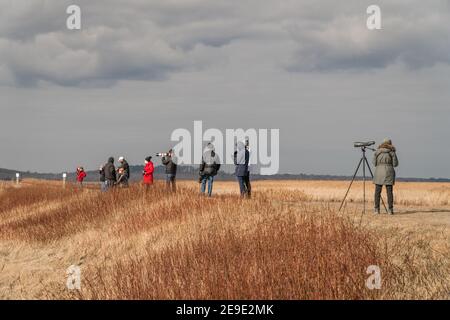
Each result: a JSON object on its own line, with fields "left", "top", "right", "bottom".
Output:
{"left": 2, "top": 166, "right": 450, "bottom": 183}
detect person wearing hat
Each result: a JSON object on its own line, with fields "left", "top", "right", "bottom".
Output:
{"left": 143, "top": 156, "right": 154, "bottom": 188}
{"left": 103, "top": 157, "right": 116, "bottom": 191}
{"left": 373, "top": 138, "right": 399, "bottom": 214}
{"left": 118, "top": 156, "right": 130, "bottom": 186}
{"left": 161, "top": 149, "right": 177, "bottom": 192}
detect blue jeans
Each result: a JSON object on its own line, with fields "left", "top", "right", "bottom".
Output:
{"left": 237, "top": 175, "right": 251, "bottom": 197}
{"left": 200, "top": 175, "right": 214, "bottom": 196}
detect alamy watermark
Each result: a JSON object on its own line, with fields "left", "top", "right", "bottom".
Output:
{"left": 366, "top": 265, "right": 381, "bottom": 290}
{"left": 66, "top": 5, "right": 382, "bottom": 31}
{"left": 367, "top": 5, "right": 382, "bottom": 30}
{"left": 66, "top": 5, "right": 81, "bottom": 30}
{"left": 169, "top": 121, "right": 279, "bottom": 175}
{"left": 66, "top": 265, "right": 81, "bottom": 290}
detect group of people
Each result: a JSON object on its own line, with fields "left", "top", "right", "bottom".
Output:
{"left": 74, "top": 142, "right": 252, "bottom": 198}
{"left": 196, "top": 141, "right": 251, "bottom": 198}
{"left": 74, "top": 138, "right": 398, "bottom": 212}
{"left": 98, "top": 156, "right": 132, "bottom": 191}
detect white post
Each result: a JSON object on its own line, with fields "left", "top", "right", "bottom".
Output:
{"left": 62, "top": 173, "right": 67, "bottom": 188}
{"left": 16, "top": 173, "right": 20, "bottom": 185}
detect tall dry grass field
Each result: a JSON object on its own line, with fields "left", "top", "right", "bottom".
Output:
{"left": 0, "top": 179, "right": 449, "bottom": 299}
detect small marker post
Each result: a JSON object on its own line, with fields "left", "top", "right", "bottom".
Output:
{"left": 62, "top": 173, "right": 67, "bottom": 188}
{"left": 16, "top": 173, "right": 20, "bottom": 185}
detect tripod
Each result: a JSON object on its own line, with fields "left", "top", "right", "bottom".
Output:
{"left": 339, "top": 146, "right": 388, "bottom": 214}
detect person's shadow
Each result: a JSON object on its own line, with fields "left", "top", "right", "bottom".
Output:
{"left": 395, "top": 209, "right": 450, "bottom": 215}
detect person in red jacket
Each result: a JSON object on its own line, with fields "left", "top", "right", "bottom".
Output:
{"left": 76, "top": 167, "right": 87, "bottom": 187}
{"left": 142, "top": 156, "right": 154, "bottom": 188}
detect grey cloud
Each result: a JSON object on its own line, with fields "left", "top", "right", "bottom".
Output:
{"left": 284, "top": 1, "right": 450, "bottom": 72}
{"left": 0, "top": 0, "right": 449, "bottom": 87}
{"left": 0, "top": 0, "right": 246, "bottom": 87}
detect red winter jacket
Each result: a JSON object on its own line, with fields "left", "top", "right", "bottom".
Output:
{"left": 143, "top": 162, "right": 154, "bottom": 184}
{"left": 77, "top": 170, "right": 87, "bottom": 182}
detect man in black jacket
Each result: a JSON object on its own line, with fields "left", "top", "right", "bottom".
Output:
{"left": 99, "top": 165, "right": 106, "bottom": 192}
{"left": 234, "top": 141, "right": 251, "bottom": 198}
{"left": 162, "top": 149, "right": 177, "bottom": 192}
{"left": 199, "top": 143, "right": 220, "bottom": 197}
{"left": 103, "top": 157, "right": 116, "bottom": 191}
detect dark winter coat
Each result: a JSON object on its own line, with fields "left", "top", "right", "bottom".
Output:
{"left": 104, "top": 158, "right": 116, "bottom": 182}
{"left": 162, "top": 155, "right": 177, "bottom": 175}
{"left": 234, "top": 142, "right": 250, "bottom": 177}
{"left": 99, "top": 167, "right": 106, "bottom": 182}
{"left": 199, "top": 148, "right": 221, "bottom": 177}
{"left": 119, "top": 160, "right": 130, "bottom": 179}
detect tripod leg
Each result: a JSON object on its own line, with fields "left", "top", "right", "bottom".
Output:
{"left": 363, "top": 155, "right": 366, "bottom": 214}
{"left": 339, "top": 157, "right": 363, "bottom": 211}
{"left": 364, "top": 157, "right": 388, "bottom": 213}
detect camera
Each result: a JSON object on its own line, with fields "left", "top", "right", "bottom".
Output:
{"left": 353, "top": 141, "right": 375, "bottom": 148}
{"left": 156, "top": 153, "right": 169, "bottom": 157}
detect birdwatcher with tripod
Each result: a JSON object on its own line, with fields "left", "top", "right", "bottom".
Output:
{"left": 340, "top": 139, "right": 398, "bottom": 215}
{"left": 373, "top": 139, "right": 399, "bottom": 214}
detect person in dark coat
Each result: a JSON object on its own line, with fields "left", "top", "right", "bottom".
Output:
{"left": 118, "top": 156, "right": 130, "bottom": 183}
{"left": 243, "top": 142, "right": 252, "bottom": 198}
{"left": 373, "top": 139, "right": 399, "bottom": 214}
{"left": 199, "top": 143, "right": 221, "bottom": 197}
{"left": 162, "top": 149, "right": 177, "bottom": 192}
{"left": 103, "top": 157, "right": 116, "bottom": 191}
{"left": 99, "top": 165, "right": 106, "bottom": 192}
{"left": 116, "top": 167, "right": 128, "bottom": 188}
{"left": 234, "top": 141, "right": 251, "bottom": 198}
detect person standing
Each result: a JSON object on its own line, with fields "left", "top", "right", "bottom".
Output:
{"left": 104, "top": 157, "right": 116, "bottom": 191}
{"left": 199, "top": 143, "right": 221, "bottom": 197}
{"left": 76, "top": 167, "right": 87, "bottom": 187}
{"left": 99, "top": 165, "right": 106, "bottom": 192}
{"left": 118, "top": 156, "right": 130, "bottom": 186}
{"left": 162, "top": 149, "right": 177, "bottom": 192}
{"left": 116, "top": 167, "right": 128, "bottom": 187}
{"left": 143, "top": 156, "right": 154, "bottom": 188}
{"left": 234, "top": 141, "right": 251, "bottom": 198}
{"left": 373, "top": 139, "right": 399, "bottom": 214}
{"left": 243, "top": 141, "right": 252, "bottom": 198}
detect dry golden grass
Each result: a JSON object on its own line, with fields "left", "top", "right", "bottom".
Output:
{"left": 0, "top": 179, "right": 449, "bottom": 300}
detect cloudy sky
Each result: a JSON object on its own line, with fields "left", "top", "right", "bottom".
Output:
{"left": 1, "top": 0, "right": 450, "bottom": 178}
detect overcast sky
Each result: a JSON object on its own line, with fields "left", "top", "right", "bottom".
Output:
{"left": 1, "top": 0, "right": 450, "bottom": 178}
